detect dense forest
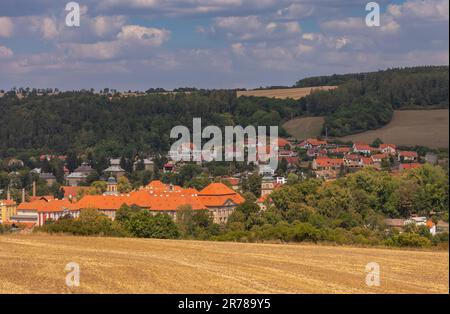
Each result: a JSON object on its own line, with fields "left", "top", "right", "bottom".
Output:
{"left": 0, "top": 66, "right": 448, "bottom": 159}
{"left": 0, "top": 91, "right": 299, "bottom": 159}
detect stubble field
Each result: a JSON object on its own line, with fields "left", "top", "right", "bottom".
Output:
{"left": 283, "top": 109, "right": 449, "bottom": 148}
{"left": 0, "top": 234, "right": 448, "bottom": 294}
{"left": 237, "top": 86, "right": 337, "bottom": 100}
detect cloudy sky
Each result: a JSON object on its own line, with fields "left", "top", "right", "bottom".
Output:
{"left": 0, "top": 0, "right": 448, "bottom": 91}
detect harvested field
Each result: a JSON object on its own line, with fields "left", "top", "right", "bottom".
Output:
{"left": 338, "top": 109, "right": 449, "bottom": 148}
{"left": 0, "top": 234, "right": 448, "bottom": 294}
{"left": 237, "top": 86, "right": 337, "bottom": 100}
{"left": 283, "top": 116, "right": 325, "bottom": 140}
{"left": 284, "top": 110, "right": 449, "bottom": 148}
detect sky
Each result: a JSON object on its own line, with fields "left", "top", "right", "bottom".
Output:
{"left": 0, "top": 0, "right": 448, "bottom": 91}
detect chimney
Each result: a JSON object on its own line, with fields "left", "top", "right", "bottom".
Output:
{"left": 6, "top": 188, "right": 11, "bottom": 200}
{"left": 22, "top": 188, "right": 26, "bottom": 203}
{"left": 32, "top": 181, "right": 36, "bottom": 197}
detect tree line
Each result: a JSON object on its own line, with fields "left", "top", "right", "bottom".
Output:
{"left": 34, "top": 164, "right": 449, "bottom": 248}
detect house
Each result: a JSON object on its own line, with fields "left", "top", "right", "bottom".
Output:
{"left": 12, "top": 199, "right": 79, "bottom": 227}
{"left": 67, "top": 163, "right": 95, "bottom": 186}
{"left": 103, "top": 165, "right": 126, "bottom": 178}
{"left": 276, "top": 137, "right": 291, "bottom": 150}
{"left": 133, "top": 158, "right": 154, "bottom": 172}
{"left": 66, "top": 172, "right": 88, "bottom": 187}
{"left": 379, "top": 144, "right": 397, "bottom": 155}
{"left": 352, "top": 143, "right": 374, "bottom": 155}
{"left": 284, "top": 156, "right": 299, "bottom": 168}
{"left": 398, "top": 151, "right": 418, "bottom": 162}
{"left": 312, "top": 156, "right": 344, "bottom": 171}
{"left": 198, "top": 183, "right": 245, "bottom": 224}
{"left": 371, "top": 153, "right": 389, "bottom": 164}
{"left": 426, "top": 220, "right": 437, "bottom": 236}
{"left": 298, "top": 138, "right": 327, "bottom": 150}
{"left": 163, "top": 163, "right": 175, "bottom": 173}
{"left": 344, "top": 154, "right": 374, "bottom": 168}
{"left": 405, "top": 217, "right": 437, "bottom": 235}
{"left": 73, "top": 181, "right": 244, "bottom": 225}
{"left": 73, "top": 163, "right": 95, "bottom": 176}
{"left": 60, "top": 186, "right": 91, "bottom": 200}
{"left": 0, "top": 199, "right": 17, "bottom": 224}
{"left": 330, "top": 147, "right": 352, "bottom": 155}
{"left": 384, "top": 218, "right": 406, "bottom": 231}
{"left": 39, "top": 172, "right": 57, "bottom": 186}
{"left": 104, "top": 159, "right": 126, "bottom": 178}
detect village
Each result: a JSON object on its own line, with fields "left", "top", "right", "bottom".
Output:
{"left": 0, "top": 136, "right": 446, "bottom": 236}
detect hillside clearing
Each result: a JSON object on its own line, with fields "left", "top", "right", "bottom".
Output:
{"left": 284, "top": 110, "right": 449, "bottom": 147}
{"left": 338, "top": 109, "right": 449, "bottom": 148}
{"left": 283, "top": 117, "right": 325, "bottom": 140}
{"left": 237, "top": 86, "right": 337, "bottom": 100}
{"left": 0, "top": 234, "right": 447, "bottom": 294}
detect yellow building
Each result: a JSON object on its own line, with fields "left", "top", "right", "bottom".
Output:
{"left": 0, "top": 199, "right": 17, "bottom": 224}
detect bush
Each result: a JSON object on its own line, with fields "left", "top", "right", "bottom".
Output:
{"left": 38, "top": 209, "right": 127, "bottom": 237}
{"left": 127, "top": 212, "right": 180, "bottom": 239}
{"left": 291, "top": 222, "right": 320, "bottom": 242}
{"left": 384, "top": 233, "right": 432, "bottom": 248}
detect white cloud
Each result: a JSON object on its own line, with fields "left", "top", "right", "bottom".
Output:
{"left": 388, "top": 0, "right": 449, "bottom": 21}
{"left": 91, "top": 15, "right": 127, "bottom": 37}
{"left": 276, "top": 3, "right": 314, "bottom": 19}
{"left": 205, "top": 15, "right": 301, "bottom": 41}
{"left": 231, "top": 42, "right": 245, "bottom": 56}
{"left": 117, "top": 25, "right": 171, "bottom": 46}
{"left": 59, "top": 24, "right": 170, "bottom": 60}
{"left": 0, "top": 17, "right": 13, "bottom": 37}
{"left": 0, "top": 45, "right": 13, "bottom": 58}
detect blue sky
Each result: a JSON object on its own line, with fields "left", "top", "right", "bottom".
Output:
{"left": 0, "top": 0, "right": 448, "bottom": 91}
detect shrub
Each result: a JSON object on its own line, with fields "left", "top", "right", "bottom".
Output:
{"left": 385, "top": 233, "right": 432, "bottom": 248}
{"left": 38, "top": 209, "right": 127, "bottom": 237}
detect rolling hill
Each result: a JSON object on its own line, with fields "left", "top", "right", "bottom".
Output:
{"left": 284, "top": 109, "right": 449, "bottom": 148}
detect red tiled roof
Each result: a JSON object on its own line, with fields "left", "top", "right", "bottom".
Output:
{"left": 331, "top": 147, "right": 352, "bottom": 154}
{"left": 371, "top": 153, "right": 389, "bottom": 161}
{"left": 353, "top": 143, "right": 373, "bottom": 151}
{"left": 300, "top": 138, "right": 327, "bottom": 146}
{"left": 60, "top": 186, "right": 91, "bottom": 199}
{"left": 198, "top": 183, "right": 245, "bottom": 207}
{"left": 379, "top": 144, "right": 397, "bottom": 150}
{"left": 398, "top": 151, "right": 418, "bottom": 158}
{"left": 17, "top": 199, "right": 76, "bottom": 213}
{"left": 314, "top": 157, "right": 344, "bottom": 167}
{"left": 361, "top": 157, "right": 373, "bottom": 165}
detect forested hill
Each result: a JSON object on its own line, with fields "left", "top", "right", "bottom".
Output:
{"left": 295, "top": 65, "right": 449, "bottom": 90}
{"left": 296, "top": 66, "right": 449, "bottom": 137}
{"left": 0, "top": 66, "right": 448, "bottom": 158}
{"left": 0, "top": 91, "right": 300, "bottom": 159}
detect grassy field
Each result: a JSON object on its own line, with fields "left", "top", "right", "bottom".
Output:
{"left": 237, "top": 86, "right": 336, "bottom": 100}
{"left": 283, "top": 110, "right": 449, "bottom": 147}
{"left": 338, "top": 109, "right": 449, "bottom": 148}
{"left": 0, "top": 234, "right": 448, "bottom": 294}
{"left": 283, "top": 116, "right": 325, "bottom": 140}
